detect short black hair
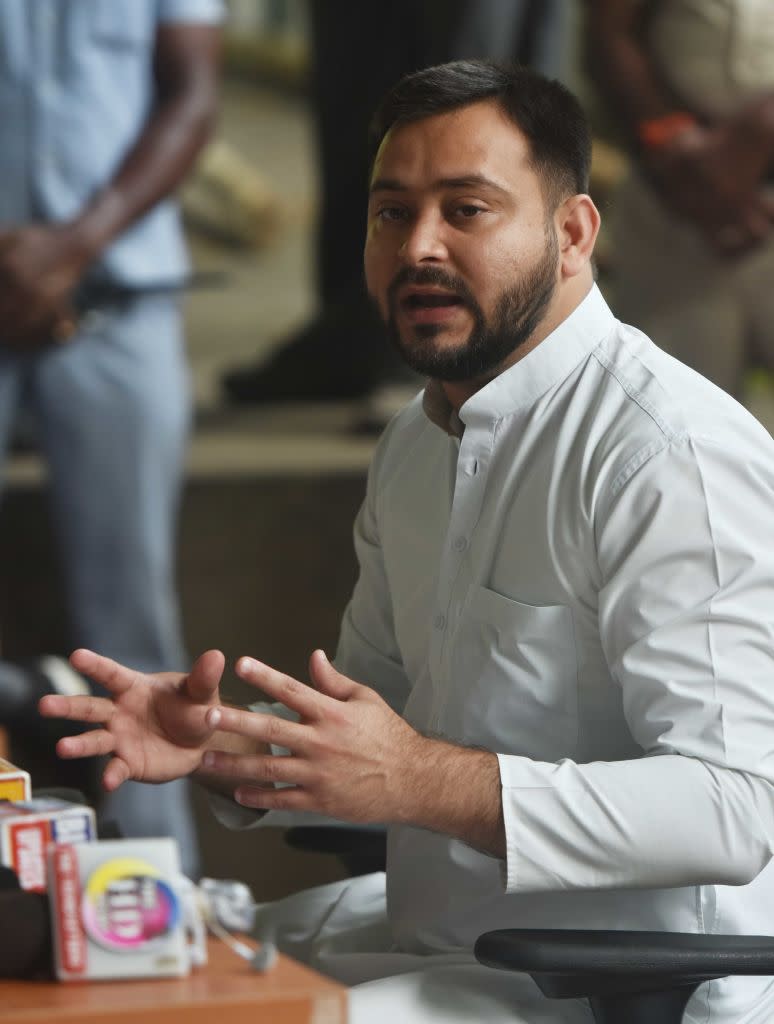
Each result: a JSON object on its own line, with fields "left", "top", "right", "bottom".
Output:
{"left": 369, "top": 60, "right": 591, "bottom": 206}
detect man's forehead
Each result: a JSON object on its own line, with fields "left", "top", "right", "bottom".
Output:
{"left": 370, "top": 100, "right": 532, "bottom": 189}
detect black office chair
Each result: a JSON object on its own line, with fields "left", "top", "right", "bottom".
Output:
{"left": 474, "top": 928, "right": 774, "bottom": 1024}
{"left": 284, "top": 825, "right": 387, "bottom": 876}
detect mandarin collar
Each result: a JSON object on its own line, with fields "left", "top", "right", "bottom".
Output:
{"left": 422, "top": 284, "right": 616, "bottom": 436}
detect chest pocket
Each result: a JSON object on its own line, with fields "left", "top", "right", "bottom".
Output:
{"left": 440, "top": 586, "right": 579, "bottom": 760}
{"left": 92, "top": 1, "right": 154, "bottom": 47}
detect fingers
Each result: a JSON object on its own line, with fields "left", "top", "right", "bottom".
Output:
{"left": 308, "top": 649, "right": 358, "bottom": 700}
{"left": 235, "top": 657, "right": 326, "bottom": 719}
{"left": 207, "top": 704, "right": 312, "bottom": 753}
{"left": 201, "top": 749, "right": 312, "bottom": 787}
{"left": 234, "top": 785, "right": 311, "bottom": 813}
{"left": 56, "top": 729, "right": 115, "bottom": 760}
{"left": 57, "top": 730, "right": 132, "bottom": 794}
{"left": 69, "top": 649, "right": 139, "bottom": 696}
{"left": 39, "top": 692, "right": 116, "bottom": 725}
{"left": 185, "top": 649, "right": 225, "bottom": 704}
{"left": 709, "top": 192, "right": 773, "bottom": 256}
{"left": 102, "top": 757, "right": 131, "bottom": 792}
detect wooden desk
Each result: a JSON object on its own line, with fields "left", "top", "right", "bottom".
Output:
{"left": 0, "top": 939, "right": 346, "bottom": 1023}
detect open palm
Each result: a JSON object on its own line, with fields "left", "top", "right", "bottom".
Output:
{"left": 38, "top": 648, "right": 225, "bottom": 791}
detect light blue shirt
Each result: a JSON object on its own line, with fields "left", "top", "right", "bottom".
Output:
{"left": 0, "top": 0, "right": 223, "bottom": 287}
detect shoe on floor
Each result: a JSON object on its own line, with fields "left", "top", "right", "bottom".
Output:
{"left": 221, "top": 301, "right": 398, "bottom": 403}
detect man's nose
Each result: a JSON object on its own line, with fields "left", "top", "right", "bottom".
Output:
{"left": 399, "top": 213, "right": 448, "bottom": 264}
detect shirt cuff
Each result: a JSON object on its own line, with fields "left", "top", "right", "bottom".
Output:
{"left": 496, "top": 752, "right": 519, "bottom": 892}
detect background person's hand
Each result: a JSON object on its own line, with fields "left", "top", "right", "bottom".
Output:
{"left": 644, "top": 115, "right": 774, "bottom": 258}
{"left": 38, "top": 648, "right": 226, "bottom": 791}
{"left": 0, "top": 223, "right": 93, "bottom": 350}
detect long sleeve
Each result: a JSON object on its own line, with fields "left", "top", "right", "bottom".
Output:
{"left": 498, "top": 434, "right": 774, "bottom": 893}
{"left": 333, "top": 461, "right": 412, "bottom": 714}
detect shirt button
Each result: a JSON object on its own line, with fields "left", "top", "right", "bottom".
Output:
{"left": 453, "top": 536, "right": 468, "bottom": 552}
{"left": 466, "top": 459, "right": 478, "bottom": 476}
{"left": 434, "top": 614, "right": 446, "bottom": 631}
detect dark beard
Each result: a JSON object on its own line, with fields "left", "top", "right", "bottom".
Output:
{"left": 383, "top": 230, "right": 559, "bottom": 382}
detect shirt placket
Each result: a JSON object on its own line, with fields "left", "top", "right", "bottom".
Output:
{"left": 428, "top": 419, "right": 495, "bottom": 730}
{"left": 29, "top": 0, "right": 60, "bottom": 217}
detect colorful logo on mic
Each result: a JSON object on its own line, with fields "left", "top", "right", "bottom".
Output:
{"left": 81, "top": 856, "right": 180, "bottom": 952}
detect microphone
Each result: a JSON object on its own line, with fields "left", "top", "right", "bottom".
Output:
{"left": 0, "top": 872, "right": 52, "bottom": 978}
{"left": 0, "top": 865, "right": 19, "bottom": 890}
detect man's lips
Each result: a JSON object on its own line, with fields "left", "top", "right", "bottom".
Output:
{"left": 397, "top": 287, "right": 467, "bottom": 325}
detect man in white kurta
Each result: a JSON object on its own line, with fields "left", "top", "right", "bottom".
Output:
{"left": 221, "top": 281, "right": 774, "bottom": 1024}
{"left": 41, "top": 61, "right": 774, "bottom": 1023}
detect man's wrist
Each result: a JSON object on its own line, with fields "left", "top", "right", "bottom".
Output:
{"left": 396, "top": 733, "right": 505, "bottom": 857}
{"left": 67, "top": 188, "right": 127, "bottom": 266}
{"left": 52, "top": 221, "right": 101, "bottom": 281}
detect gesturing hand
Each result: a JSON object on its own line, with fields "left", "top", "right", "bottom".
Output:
{"left": 38, "top": 648, "right": 226, "bottom": 791}
{"left": 200, "top": 650, "right": 425, "bottom": 824}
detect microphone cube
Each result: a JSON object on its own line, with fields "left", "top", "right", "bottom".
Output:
{"left": 0, "top": 757, "right": 31, "bottom": 802}
{"left": 0, "top": 797, "right": 95, "bottom": 893}
{"left": 48, "top": 837, "right": 191, "bottom": 981}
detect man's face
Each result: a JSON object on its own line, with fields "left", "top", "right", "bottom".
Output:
{"left": 365, "top": 100, "right": 560, "bottom": 382}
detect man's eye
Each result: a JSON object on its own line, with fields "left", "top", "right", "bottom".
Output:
{"left": 377, "top": 207, "right": 407, "bottom": 222}
{"left": 455, "top": 205, "right": 485, "bottom": 218}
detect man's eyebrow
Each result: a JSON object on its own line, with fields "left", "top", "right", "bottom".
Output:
{"left": 369, "top": 177, "right": 408, "bottom": 194}
{"left": 369, "top": 174, "right": 510, "bottom": 196}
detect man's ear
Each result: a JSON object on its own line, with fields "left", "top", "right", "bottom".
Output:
{"left": 555, "top": 194, "right": 600, "bottom": 279}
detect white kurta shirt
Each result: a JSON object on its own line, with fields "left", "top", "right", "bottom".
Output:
{"left": 333, "top": 284, "right": 774, "bottom": 1016}
{"left": 221, "top": 285, "right": 774, "bottom": 1021}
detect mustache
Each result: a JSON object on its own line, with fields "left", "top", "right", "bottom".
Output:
{"left": 386, "top": 266, "right": 477, "bottom": 309}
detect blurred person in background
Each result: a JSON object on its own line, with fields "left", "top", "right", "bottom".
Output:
{"left": 0, "top": 0, "right": 222, "bottom": 875}
{"left": 587, "top": 0, "right": 774, "bottom": 398}
{"left": 222, "top": 0, "right": 570, "bottom": 412}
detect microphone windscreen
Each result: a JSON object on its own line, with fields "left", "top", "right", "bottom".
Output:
{"left": 0, "top": 866, "right": 19, "bottom": 891}
{"left": 0, "top": 890, "right": 51, "bottom": 977}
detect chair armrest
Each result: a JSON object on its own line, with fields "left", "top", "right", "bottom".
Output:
{"left": 474, "top": 929, "right": 774, "bottom": 1000}
{"left": 284, "top": 825, "right": 387, "bottom": 876}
